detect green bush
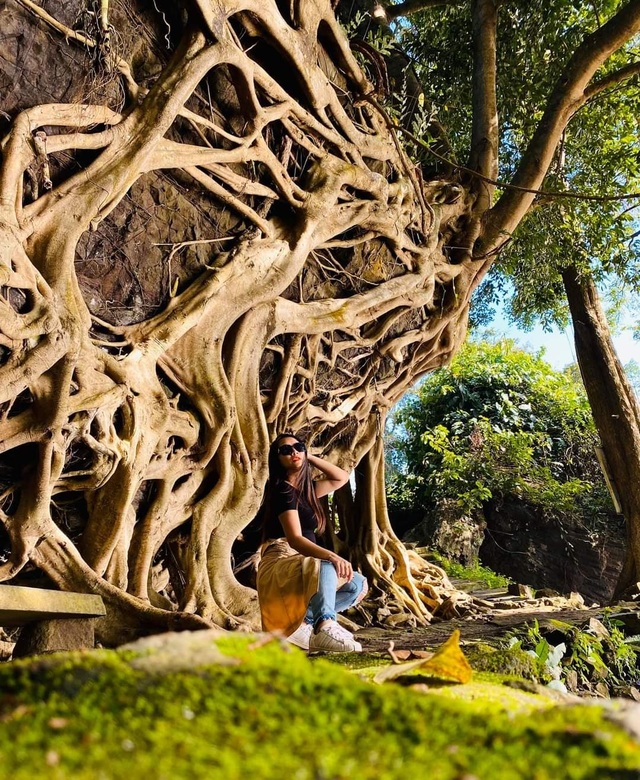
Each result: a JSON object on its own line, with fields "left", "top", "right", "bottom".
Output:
{"left": 387, "top": 340, "right": 611, "bottom": 526}
{"left": 428, "top": 550, "right": 511, "bottom": 588}
{"left": 506, "top": 616, "right": 640, "bottom": 696}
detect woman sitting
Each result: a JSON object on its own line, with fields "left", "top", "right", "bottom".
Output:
{"left": 257, "top": 433, "right": 367, "bottom": 652}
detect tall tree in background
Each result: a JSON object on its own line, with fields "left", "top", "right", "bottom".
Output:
{"left": 0, "top": 0, "right": 639, "bottom": 642}
{"left": 475, "top": 11, "right": 640, "bottom": 594}
{"left": 399, "top": 0, "right": 640, "bottom": 596}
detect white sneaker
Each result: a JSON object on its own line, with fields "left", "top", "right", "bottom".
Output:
{"left": 308, "top": 620, "right": 362, "bottom": 653}
{"left": 286, "top": 621, "right": 313, "bottom": 650}
{"left": 334, "top": 622, "right": 363, "bottom": 652}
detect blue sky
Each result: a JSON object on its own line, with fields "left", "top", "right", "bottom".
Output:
{"left": 489, "top": 310, "right": 638, "bottom": 371}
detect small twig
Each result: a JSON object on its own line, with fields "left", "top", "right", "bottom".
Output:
{"left": 154, "top": 237, "right": 235, "bottom": 255}
{"left": 387, "top": 639, "right": 403, "bottom": 664}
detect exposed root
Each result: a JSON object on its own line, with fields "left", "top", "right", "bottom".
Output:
{"left": 0, "top": 0, "right": 486, "bottom": 641}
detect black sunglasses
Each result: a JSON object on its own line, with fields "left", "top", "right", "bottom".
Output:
{"left": 277, "top": 442, "right": 306, "bottom": 456}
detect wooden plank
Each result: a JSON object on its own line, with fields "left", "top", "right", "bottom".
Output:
{"left": 0, "top": 585, "right": 105, "bottom": 627}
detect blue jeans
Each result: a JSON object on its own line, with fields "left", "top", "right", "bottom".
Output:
{"left": 304, "top": 561, "right": 367, "bottom": 628}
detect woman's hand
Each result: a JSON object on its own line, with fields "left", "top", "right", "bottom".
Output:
{"left": 328, "top": 553, "right": 353, "bottom": 581}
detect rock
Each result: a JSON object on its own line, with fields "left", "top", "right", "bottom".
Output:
{"left": 568, "top": 592, "right": 585, "bottom": 608}
{"left": 615, "top": 686, "right": 640, "bottom": 702}
{"left": 119, "top": 629, "right": 241, "bottom": 674}
{"left": 12, "top": 618, "right": 96, "bottom": 658}
{"left": 507, "top": 583, "right": 535, "bottom": 599}
{"left": 605, "top": 702, "right": 640, "bottom": 740}
{"left": 502, "top": 679, "right": 540, "bottom": 694}
{"left": 535, "top": 588, "right": 561, "bottom": 598}
{"left": 586, "top": 617, "right": 610, "bottom": 639}
{"left": 565, "top": 669, "right": 579, "bottom": 693}
{"left": 479, "top": 500, "right": 625, "bottom": 603}
{"left": 401, "top": 500, "right": 486, "bottom": 567}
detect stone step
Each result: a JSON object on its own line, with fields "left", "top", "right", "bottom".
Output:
{"left": 0, "top": 584, "right": 105, "bottom": 627}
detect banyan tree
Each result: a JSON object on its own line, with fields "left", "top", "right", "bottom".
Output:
{"left": 1, "top": 0, "right": 639, "bottom": 643}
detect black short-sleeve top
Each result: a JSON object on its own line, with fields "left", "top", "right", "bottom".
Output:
{"left": 264, "top": 481, "right": 319, "bottom": 544}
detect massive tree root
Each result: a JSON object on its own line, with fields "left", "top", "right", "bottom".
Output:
{"left": 1, "top": 0, "right": 636, "bottom": 643}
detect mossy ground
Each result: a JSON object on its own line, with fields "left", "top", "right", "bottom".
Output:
{"left": 0, "top": 634, "right": 638, "bottom": 780}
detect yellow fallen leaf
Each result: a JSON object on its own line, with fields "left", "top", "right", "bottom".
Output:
{"left": 374, "top": 630, "right": 472, "bottom": 685}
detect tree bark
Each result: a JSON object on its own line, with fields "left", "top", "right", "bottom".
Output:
{"left": 561, "top": 266, "right": 640, "bottom": 598}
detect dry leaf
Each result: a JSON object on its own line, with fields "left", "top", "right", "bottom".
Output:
{"left": 47, "top": 717, "right": 69, "bottom": 730}
{"left": 374, "top": 630, "right": 472, "bottom": 685}
{"left": 408, "top": 650, "right": 433, "bottom": 659}
{"left": 45, "top": 751, "right": 60, "bottom": 767}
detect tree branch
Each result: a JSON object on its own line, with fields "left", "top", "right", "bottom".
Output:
{"left": 384, "top": 0, "right": 464, "bottom": 22}
{"left": 469, "top": 0, "right": 498, "bottom": 192}
{"left": 480, "top": 0, "right": 640, "bottom": 256}
{"left": 583, "top": 60, "right": 640, "bottom": 101}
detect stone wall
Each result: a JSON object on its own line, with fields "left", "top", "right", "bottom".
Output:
{"left": 479, "top": 501, "right": 625, "bottom": 604}
{"left": 393, "top": 500, "right": 625, "bottom": 603}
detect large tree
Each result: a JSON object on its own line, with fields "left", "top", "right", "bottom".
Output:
{"left": 0, "top": 0, "right": 639, "bottom": 643}
{"left": 401, "top": 0, "right": 640, "bottom": 597}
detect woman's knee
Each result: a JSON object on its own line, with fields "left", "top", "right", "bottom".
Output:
{"left": 353, "top": 574, "right": 368, "bottom": 604}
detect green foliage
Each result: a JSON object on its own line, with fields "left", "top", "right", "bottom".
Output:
{"left": 427, "top": 550, "right": 511, "bottom": 589}
{"left": 387, "top": 339, "right": 611, "bottom": 525}
{"left": 626, "top": 359, "right": 640, "bottom": 396}
{"left": 400, "top": 1, "right": 638, "bottom": 167}
{"left": 508, "top": 616, "right": 640, "bottom": 695}
{"left": 1, "top": 637, "right": 640, "bottom": 779}
{"left": 397, "top": 1, "right": 640, "bottom": 326}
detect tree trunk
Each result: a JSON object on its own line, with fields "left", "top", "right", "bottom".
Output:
{"left": 562, "top": 265, "right": 640, "bottom": 598}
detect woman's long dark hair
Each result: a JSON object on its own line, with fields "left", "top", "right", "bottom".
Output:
{"left": 261, "top": 432, "right": 327, "bottom": 539}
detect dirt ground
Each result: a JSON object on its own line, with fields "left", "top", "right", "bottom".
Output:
{"left": 354, "top": 585, "right": 640, "bottom": 652}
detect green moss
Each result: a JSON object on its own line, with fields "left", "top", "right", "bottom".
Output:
{"left": 466, "top": 643, "right": 544, "bottom": 680}
{"left": 0, "top": 637, "right": 638, "bottom": 779}
{"left": 427, "top": 551, "right": 512, "bottom": 588}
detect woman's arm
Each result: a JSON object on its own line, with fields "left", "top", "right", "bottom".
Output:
{"left": 308, "top": 453, "right": 350, "bottom": 498}
{"left": 279, "top": 510, "right": 353, "bottom": 580}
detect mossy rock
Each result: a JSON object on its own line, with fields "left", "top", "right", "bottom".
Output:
{"left": 465, "top": 642, "right": 544, "bottom": 680}
{"left": 0, "top": 630, "right": 638, "bottom": 779}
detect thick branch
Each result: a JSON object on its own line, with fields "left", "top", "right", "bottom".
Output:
{"left": 480, "top": 0, "right": 640, "bottom": 255}
{"left": 469, "top": 0, "right": 498, "bottom": 196}
{"left": 583, "top": 60, "right": 640, "bottom": 100}
{"left": 384, "top": 0, "right": 464, "bottom": 22}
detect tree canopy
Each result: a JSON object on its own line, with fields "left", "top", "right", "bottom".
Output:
{"left": 392, "top": 0, "right": 640, "bottom": 325}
